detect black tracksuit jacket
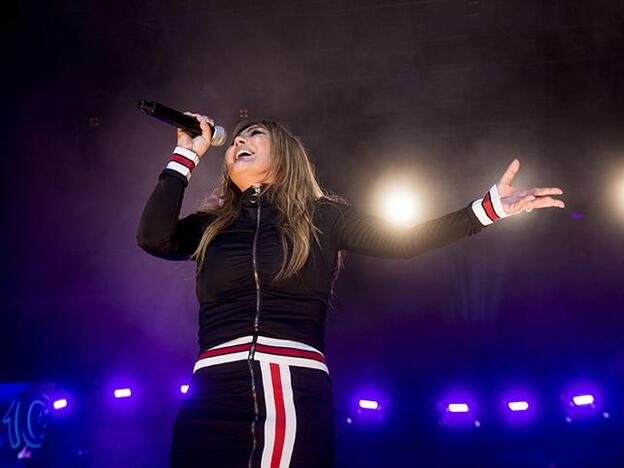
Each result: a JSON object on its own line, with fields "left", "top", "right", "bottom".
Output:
{"left": 137, "top": 169, "right": 486, "bottom": 354}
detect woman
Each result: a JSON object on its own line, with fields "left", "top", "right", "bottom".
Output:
{"left": 137, "top": 113, "right": 564, "bottom": 467}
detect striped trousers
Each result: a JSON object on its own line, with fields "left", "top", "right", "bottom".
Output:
{"left": 170, "top": 336, "right": 335, "bottom": 468}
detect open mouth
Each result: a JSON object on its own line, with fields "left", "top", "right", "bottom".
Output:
{"left": 236, "top": 149, "right": 255, "bottom": 160}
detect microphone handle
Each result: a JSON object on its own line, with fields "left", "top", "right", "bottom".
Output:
{"left": 138, "top": 100, "right": 205, "bottom": 138}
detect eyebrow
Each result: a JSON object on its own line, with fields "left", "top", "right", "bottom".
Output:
{"left": 233, "top": 125, "right": 265, "bottom": 142}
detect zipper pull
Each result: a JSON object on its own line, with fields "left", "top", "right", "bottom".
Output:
{"left": 249, "top": 185, "right": 262, "bottom": 204}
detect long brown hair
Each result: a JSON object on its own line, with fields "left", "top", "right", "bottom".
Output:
{"left": 191, "top": 120, "right": 333, "bottom": 281}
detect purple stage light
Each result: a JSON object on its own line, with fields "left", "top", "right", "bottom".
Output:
{"left": 52, "top": 399, "right": 68, "bottom": 410}
{"left": 507, "top": 401, "right": 529, "bottom": 411}
{"left": 351, "top": 390, "right": 386, "bottom": 423}
{"left": 439, "top": 388, "right": 477, "bottom": 426}
{"left": 500, "top": 387, "right": 538, "bottom": 425}
{"left": 572, "top": 394, "right": 595, "bottom": 406}
{"left": 180, "top": 384, "right": 190, "bottom": 394}
{"left": 447, "top": 403, "right": 469, "bottom": 413}
{"left": 358, "top": 399, "right": 379, "bottom": 410}
{"left": 562, "top": 381, "right": 603, "bottom": 421}
{"left": 114, "top": 388, "right": 132, "bottom": 399}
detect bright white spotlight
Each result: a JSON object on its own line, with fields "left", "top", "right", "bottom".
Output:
{"left": 358, "top": 399, "right": 380, "bottom": 410}
{"left": 507, "top": 401, "right": 529, "bottom": 412}
{"left": 52, "top": 399, "right": 68, "bottom": 410}
{"left": 114, "top": 388, "right": 132, "bottom": 399}
{"left": 447, "top": 403, "right": 469, "bottom": 413}
{"left": 180, "top": 384, "right": 190, "bottom": 394}
{"left": 572, "top": 394, "right": 594, "bottom": 406}
{"left": 380, "top": 188, "right": 419, "bottom": 226}
{"left": 618, "top": 180, "right": 624, "bottom": 209}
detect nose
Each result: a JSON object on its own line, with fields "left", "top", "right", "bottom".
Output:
{"left": 234, "top": 134, "right": 247, "bottom": 146}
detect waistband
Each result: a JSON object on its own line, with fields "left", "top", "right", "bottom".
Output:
{"left": 193, "top": 335, "right": 329, "bottom": 375}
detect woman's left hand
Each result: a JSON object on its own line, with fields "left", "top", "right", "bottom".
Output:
{"left": 497, "top": 159, "right": 565, "bottom": 215}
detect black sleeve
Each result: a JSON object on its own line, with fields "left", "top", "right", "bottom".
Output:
{"left": 327, "top": 200, "right": 486, "bottom": 258}
{"left": 136, "top": 170, "right": 212, "bottom": 261}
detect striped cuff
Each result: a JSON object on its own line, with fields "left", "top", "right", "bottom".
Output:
{"left": 165, "top": 146, "right": 200, "bottom": 181}
{"left": 471, "top": 184, "right": 510, "bottom": 226}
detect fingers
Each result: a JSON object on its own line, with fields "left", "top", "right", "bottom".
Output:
{"left": 183, "top": 112, "right": 214, "bottom": 126}
{"left": 177, "top": 112, "right": 215, "bottom": 157}
{"left": 505, "top": 191, "right": 565, "bottom": 214}
{"left": 508, "top": 194, "right": 536, "bottom": 213}
{"left": 498, "top": 158, "right": 520, "bottom": 187}
{"left": 520, "top": 187, "right": 565, "bottom": 211}
{"left": 524, "top": 196, "right": 566, "bottom": 211}
{"left": 183, "top": 112, "right": 215, "bottom": 137}
{"left": 198, "top": 117, "right": 213, "bottom": 139}
{"left": 528, "top": 187, "right": 564, "bottom": 197}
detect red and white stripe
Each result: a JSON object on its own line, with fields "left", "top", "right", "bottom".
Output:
{"left": 191, "top": 335, "right": 327, "bottom": 468}
{"left": 193, "top": 335, "right": 329, "bottom": 375}
{"left": 471, "top": 184, "right": 510, "bottom": 226}
{"left": 166, "top": 146, "right": 200, "bottom": 181}
{"left": 260, "top": 361, "right": 297, "bottom": 468}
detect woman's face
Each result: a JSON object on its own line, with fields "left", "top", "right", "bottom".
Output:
{"left": 225, "top": 124, "right": 274, "bottom": 192}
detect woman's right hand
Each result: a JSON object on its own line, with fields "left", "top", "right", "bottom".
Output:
{"left": 176, "top": 112, "right": 215, "bottom": 158}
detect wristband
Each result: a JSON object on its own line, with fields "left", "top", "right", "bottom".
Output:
{"left": 165, "top": 146, "right": 200, "bottom": 181}
{"left": 471, "top": 184, "right": 510, "bottom": 226}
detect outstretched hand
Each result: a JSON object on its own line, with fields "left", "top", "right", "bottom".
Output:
{"left": 497, "top": 159, "right": 565, "bottom": 215}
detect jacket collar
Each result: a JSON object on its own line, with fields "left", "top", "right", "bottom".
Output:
{"left": 240, "top": 183, "right": 272, "bottom": 205}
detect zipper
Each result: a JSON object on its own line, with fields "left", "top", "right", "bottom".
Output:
{"left": 247, "top": 184, "right": 262, "bottom": 468}
{"left": 246, "top": 359, "right": 259, "bottom": 468}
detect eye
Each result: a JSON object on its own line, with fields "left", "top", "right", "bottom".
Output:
{"left": 251, "top": 129, "right": 263, "bottom": 136}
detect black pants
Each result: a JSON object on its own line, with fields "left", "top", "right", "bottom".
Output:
{"left": 170, "top": 337, "right": 335, "bottom": 468}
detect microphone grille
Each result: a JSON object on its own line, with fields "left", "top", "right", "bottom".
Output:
{"left": 211, "top": 126, "right": 228, "bottom": 147}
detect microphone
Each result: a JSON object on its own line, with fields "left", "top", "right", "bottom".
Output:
{"left": 137, "top": 100, "right": 227, "bottom": 147}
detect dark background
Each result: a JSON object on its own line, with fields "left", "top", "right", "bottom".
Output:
{"left": 3, "top": 0, "right": 624, "bottom": 466}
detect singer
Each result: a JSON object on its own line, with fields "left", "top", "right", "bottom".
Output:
{"left": 137, "top": 113, "right": 564, "bottom": 467}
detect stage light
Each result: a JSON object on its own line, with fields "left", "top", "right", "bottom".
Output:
{"left": 52, "top": 399, "right": 68, "bottom": 410}
{"left": 380, "top": 188, "right": 419, "bottom": 226}
{"left": 358, "top": 399, "right": 379, "bottom": 410}
{"left": 501, "top": 388, "right": 537, "bottom": 425}
{"left": 616, "top": 179, "right": 624, "bottom": 214}
{"left": 180, "top": 384, "right": 190, "bottom": 394}
{"left": 114, "top": 388, "right": 132, "bottom": 399}
{"left": 352, "top": 391, "right": 386, "bottom": 423}
{"left": 572, "top": 394, "right": 595, "bottom": 406}
{"left": 562, "top": 382, "right": 602, "bottom": 422}
{"left": 439, "top": 390, "right": 477, "bottom": 427}
{"left": 447, "top": 403, "right": 469, "bottom": 413}
{"left": 507, "top": 401, "right": 529, "bottom": 411}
